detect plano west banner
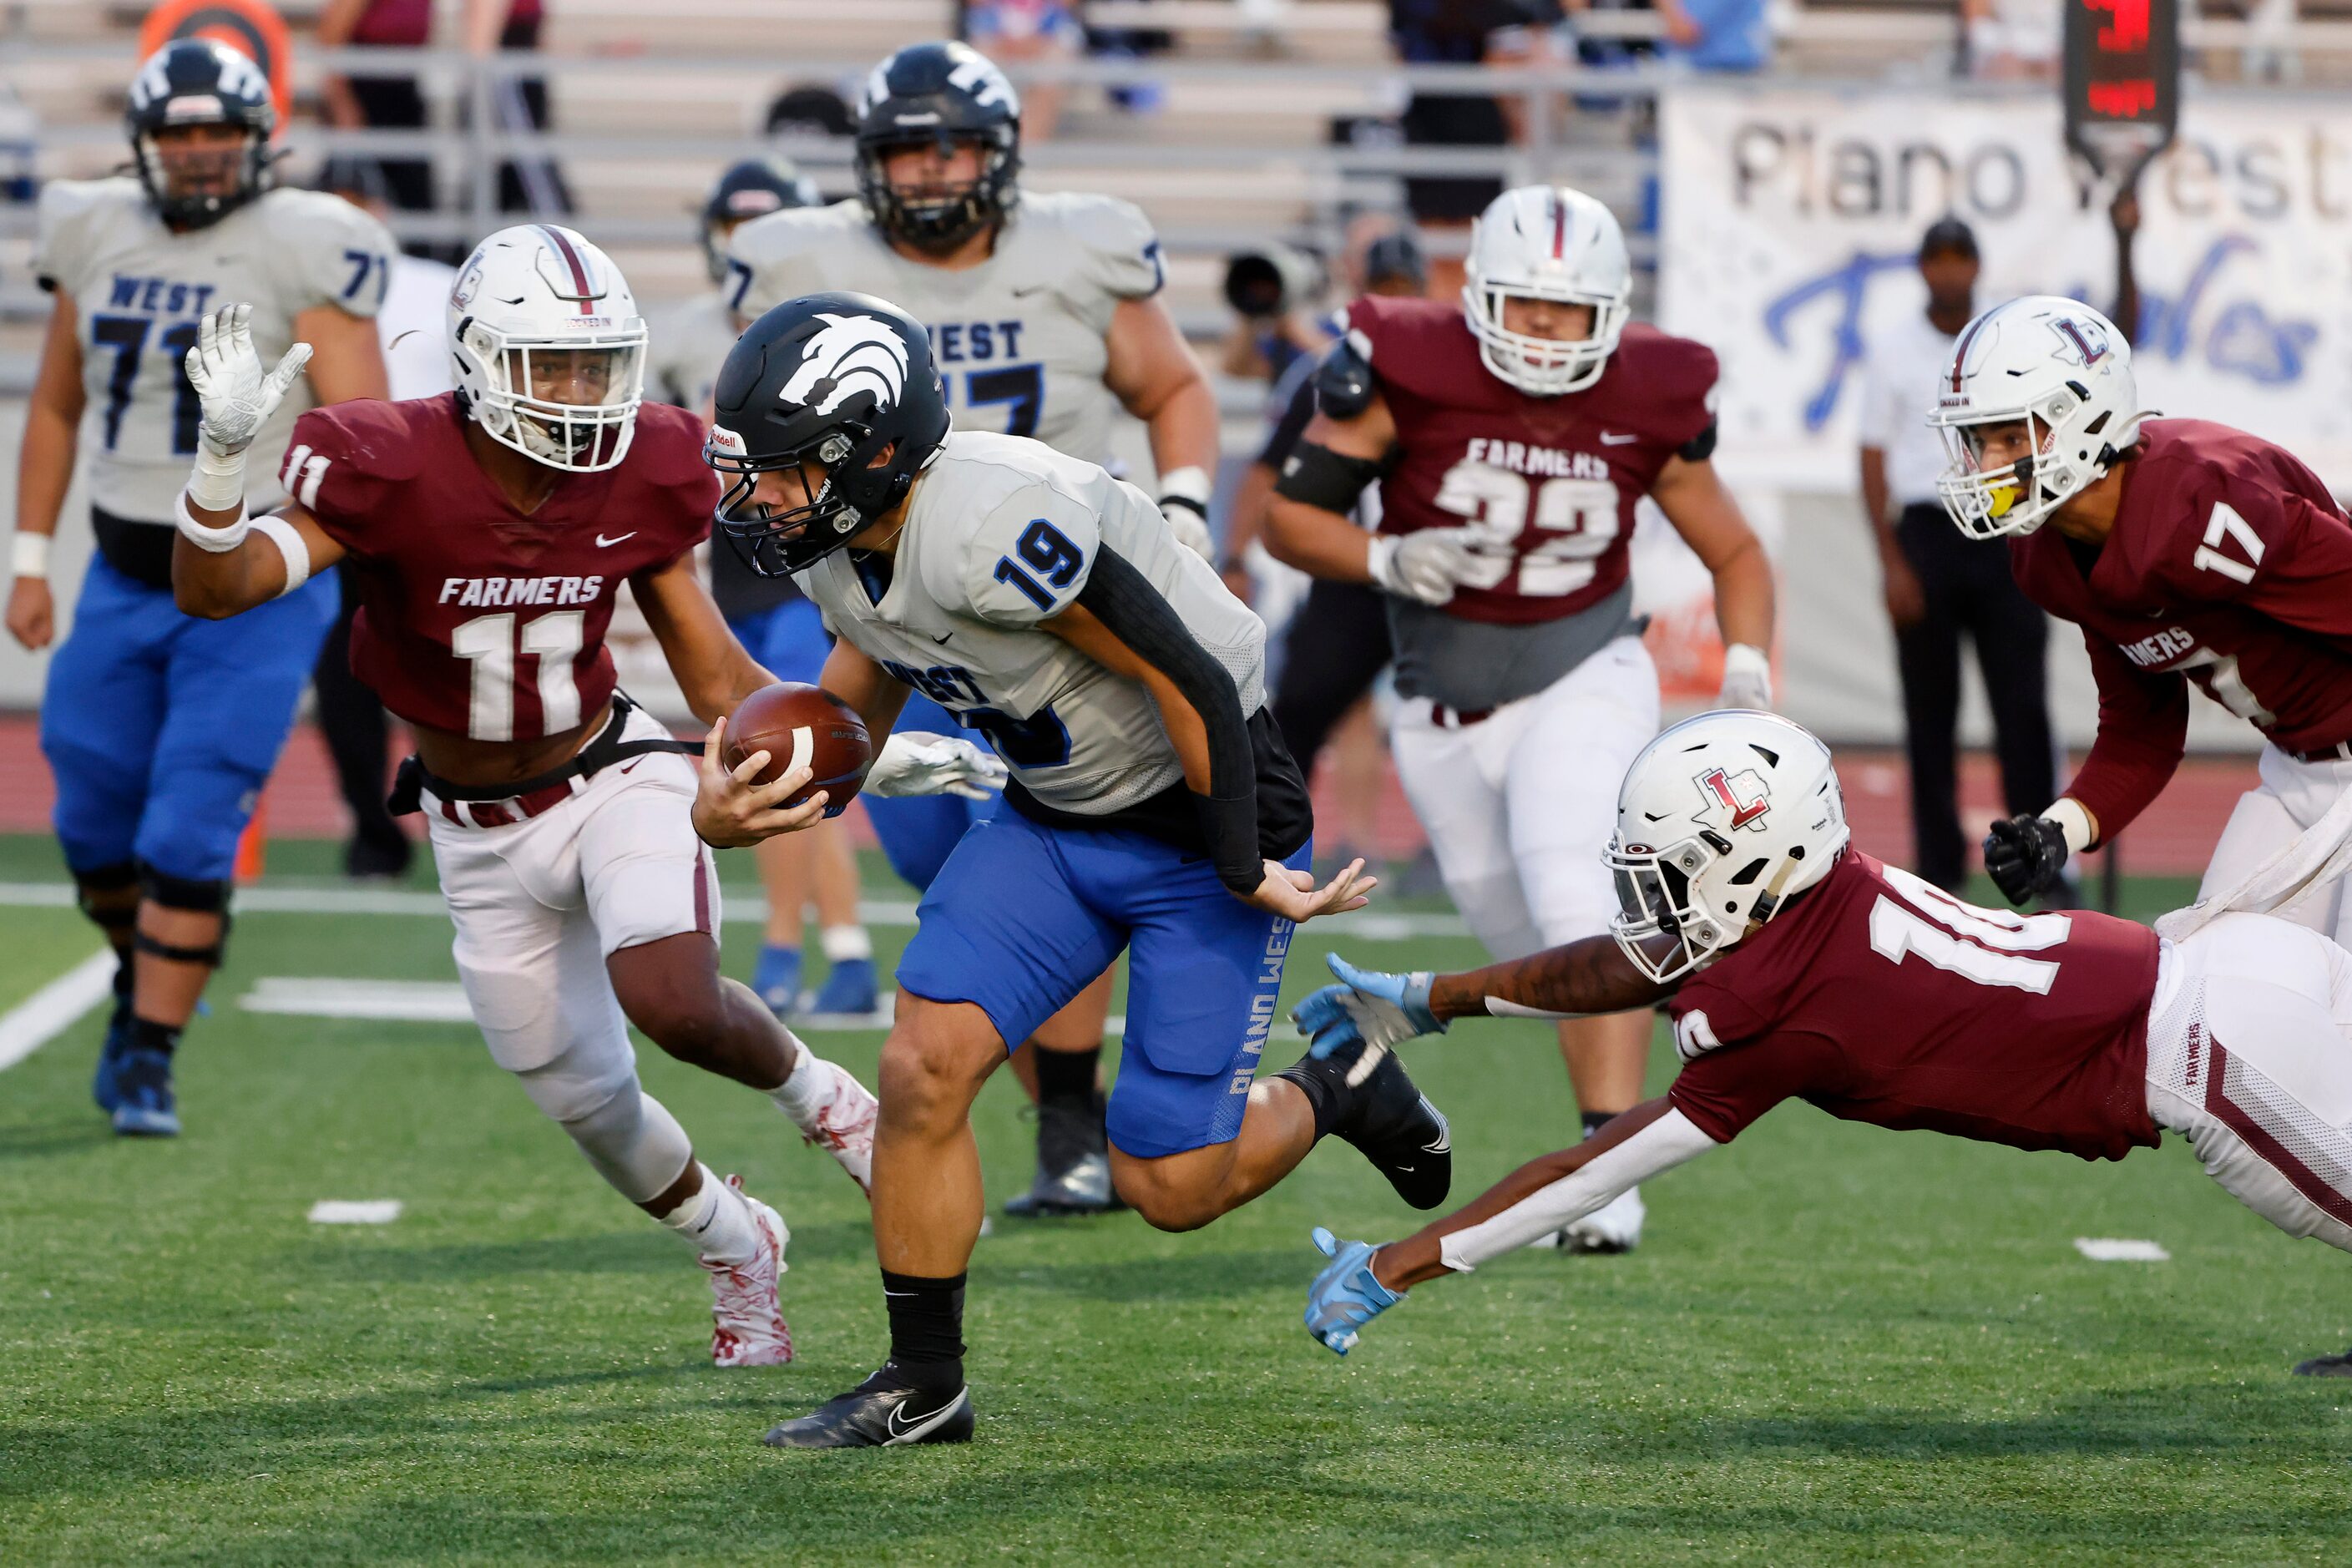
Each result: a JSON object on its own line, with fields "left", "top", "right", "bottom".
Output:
{"left": 1659, "top": 83, "right": 2352, "bottom": 488}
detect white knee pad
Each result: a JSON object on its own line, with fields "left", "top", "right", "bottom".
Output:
{"left": 513, "top": 1056, "right": 693, "bottom": 1205}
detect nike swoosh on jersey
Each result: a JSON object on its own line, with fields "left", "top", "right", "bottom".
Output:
{"left": 596, "top": 532, "right": 637, "bottom": 547}
{"left": 1599, "top": 432, "right": 1640, "bottom": 445}
{"left": 933, "top": 632, "right": 953, "bottom": 645}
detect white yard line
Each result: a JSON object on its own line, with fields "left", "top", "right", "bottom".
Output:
{"left": 2074, "top": 1237, "right": 2171, "bottom": 1262}
{"left": 0, "top": 880, "right": 1469, "bottom": 938}
{"left": 0, "top": 950, "right": 117, "bottom": 1072}
{"left": 309, "top": 1200, "right": 403, "bottom": 1224}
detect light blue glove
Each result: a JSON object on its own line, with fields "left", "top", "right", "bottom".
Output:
{"left": 1304, "top": 1226, "right": 1400, "bottom": 1356}
{"left": 1292, "top": 953, "right": 1444, "bottom": 1060}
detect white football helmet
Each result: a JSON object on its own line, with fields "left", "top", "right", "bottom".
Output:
{"left": 449, "top": 225, "right": 648, "bottom": 473}
{"left": 1928, "top": 295, "right": 2152, "bottom": 539}
{"left": 1606, "top": 711, "right": 1850, "bottom": 984}
{"left": 1461, "top": 185, "right": 1631, "bottom": 397}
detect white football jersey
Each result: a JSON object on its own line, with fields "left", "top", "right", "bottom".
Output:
{"left": 33, "top": 178, "right": 393, "bottom": 521}
{"left": 648, "top": 290, "right": 742, "bottom": 417}
{"left": 726, "top": 192, "right": 1163, "bottom": 466}
{"left": 797, "top": 432, "right": 1266, "bottom": 814}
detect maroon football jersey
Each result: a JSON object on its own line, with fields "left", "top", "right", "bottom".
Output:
{"left": 286, "top": 396, "right": 715, "bottom": 740}
{"left": 1345, "top": 296, "right": 1717, "bottom": 626}
{"left": 2011, "top": 419, "right": 2352, "bottom": 837}
{"left": 1665, "top": 850, "right": 2161, "bottom": 1162}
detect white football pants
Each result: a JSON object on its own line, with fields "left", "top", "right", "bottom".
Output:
{"left": 2146, "top": 913, "right": 2352, "bottom": 1253}
{"left": 2198, "top": 743, "right": 2352, "bottom": 950}
{"left": 1390, "top": 635, "right": 1661, "bottom": 961}
{"left": 424, "top": 703, "right": 718, "bottom": 1201}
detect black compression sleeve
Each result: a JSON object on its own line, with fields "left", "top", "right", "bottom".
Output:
{"left": 1272, "top": 440, "right": 1382, "bottom": 514}
{"left": 1076, "top": 547, "right": 1263, "bottom": 895}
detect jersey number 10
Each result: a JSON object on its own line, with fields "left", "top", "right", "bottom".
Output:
{"left": 1868, "top": 865, "right": 2071, "bottom": 994}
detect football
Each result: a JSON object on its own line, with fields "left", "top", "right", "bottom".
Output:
{"left": 722, "top": 681, "right": 873, "bottom": 816}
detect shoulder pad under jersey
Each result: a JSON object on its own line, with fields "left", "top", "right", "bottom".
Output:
{"left": 1313, "top": 330, "right": 1377, "bottom": 421}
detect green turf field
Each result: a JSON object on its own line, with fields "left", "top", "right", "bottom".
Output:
{"left": 0, "top": 835, "right": 2347, "bottom": 1565}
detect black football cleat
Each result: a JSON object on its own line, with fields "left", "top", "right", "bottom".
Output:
{"left": 2294, "top": 1347, "right": 2352, "bottom": 1378}
{"left": 761, "top": 1367, "right": 976, "bottom": 1449}
{"left": 1005, "top": 1094, "right": 1125, "bottom": 1217}
{"left": 1323, "top": 1039, "right": 1452, "bottom": 1211}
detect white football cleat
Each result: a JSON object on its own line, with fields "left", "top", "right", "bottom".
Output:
{"left": 1544, "top": 1185, "right": 1646, "bottom": 1255}
{"left": 795, "top": 1060, "right": 878, "bottom": 1194}
{"left": 705, "top": 1177, "right": 793, "bottom": 1368}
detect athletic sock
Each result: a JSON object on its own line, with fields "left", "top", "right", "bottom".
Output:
{"left": 127, "top": 1016, "right": 183, "bottom": 1059}
{"left": 1272, "top": 1050, "right": 1353, "bottom": 1140}
{"left": 880, "top": 1269, "right": 966, "bottom": 1393}
{"left": 818, "top": 924, "right": 873, "bottom": 964}
{"left": 110, "top": 955, "right": 134, "bottom": 1009}
{"left": 770, "top": 1041, "right": 837, "bottom": 1131}
{"left": 1581, "top": 1110, "right": 1621, "bottom": 1141}
{"left": 1032, "top": 1042, "right": 1100, "bottom": 1110}
{"left": 660, "top": 1163, "right": 763, "bottom": 1267}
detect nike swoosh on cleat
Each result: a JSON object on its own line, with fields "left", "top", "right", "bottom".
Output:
{"left": 596, "top": 531, "right": 637, "bottom": 547}
{"left": 885, "top": 1389, "right": 965, "bottom": 1443}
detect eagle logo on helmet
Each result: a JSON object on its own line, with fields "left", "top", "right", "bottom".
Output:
{"left": 780, "top": 313, "right": 909, "bottom": 417}
{"left": 1695, "top": 766, "right": 1772, "bottom": 832}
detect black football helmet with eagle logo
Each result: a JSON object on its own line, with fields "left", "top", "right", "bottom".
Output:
{"left": 854, "top": 40, "right": 1022, "bottom": 253}
{"left": 705, "top": 291, "right": 952, "bottom": 578}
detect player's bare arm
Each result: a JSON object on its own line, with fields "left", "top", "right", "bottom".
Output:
{"left": 1650, "top": 452, "right": 1777, "bottom": 703}
{"left": 1042, "top": 594, "right": 1373, "bottom": 923}
{"left": 8, "top": 288, "right": 86, "bottom": 650}
{"left": 1104, "top": 295, "right": 1220, "bottom": 554}
{"left": 1262, "top": 397, "right": 1395, "bottom": 584}
{"left": 814, "top": 635, "right": 913, "bottom": 739}
{"left": 291, "top": 301, "right": 390, "bottom": 404}
{"left": 1432, "top": 934, "right": 1676, "bottom": 1022}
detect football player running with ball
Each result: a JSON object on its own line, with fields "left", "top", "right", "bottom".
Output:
{"left": 164, "top": 230, "right": 986, "bottom": 1368}
{"left": 1930, "top": 297, "right": 2352, "bottom": 948}
{"left": 1297, "top": 711, "right": 2352, "bottom": 1380}
{"left": 702, "top": 295, "right": 1443, "bottom": 1448}
{"left": 1265, "top": 185, "right": 1776, "bottom": 1254}
{"left": 9, "top": 39, "right": 392, "bottom": 1136}
{"left": 726, "top": 40, "right": 1224, "bottom": 1217}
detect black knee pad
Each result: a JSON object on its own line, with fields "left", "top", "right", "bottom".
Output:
{"left": 75, "top": 861, "right": 140, "bottom": 933}
{"left": 134, "top": 863, "right": 233, "bottom": 967}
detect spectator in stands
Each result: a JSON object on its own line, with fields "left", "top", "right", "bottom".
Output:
{"left": 1385, "top": 0, "right": 1562, "bottom": 292}
{"left": 1656, "top": 0, "right": 1771, "bottom": 73}
{"left": 317, "top": 0, "right": 569, "bottom": 232}
{"left": 963, "top": 0, "right": 1085, "bottom": 139}
{"left": 1858, "top": 216, "right": 2059, "bottom": 896}
{"left": 1962, "top": 0, "right": 2060, "bottom": 80}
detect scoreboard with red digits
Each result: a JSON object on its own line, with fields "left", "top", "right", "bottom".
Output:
{"left": 2064, "top": 0, "right": 2180, "bottom": 181}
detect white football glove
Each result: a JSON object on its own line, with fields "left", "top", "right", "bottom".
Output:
{"left": 1367, "top": 528, "right": 1479, "bottom": 606}
{"left": 186, "top": 302, "right": 311, "bottom": 461}
{"left": 1163, "top": 506, "right": 1216, "bottom": 563}
{"left": 1158, "top": 467, "right": 1217, "bottom": 563}
{"left": 865, "top": 731, "right": 1008, "bottom": 800}
{"left": 1715, "top": 643, "right": 1773, "bottom": 711}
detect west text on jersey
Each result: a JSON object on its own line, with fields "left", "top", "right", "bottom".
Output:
{"left": 927, "top": 321, "right": 1027, "bottom": 363}
{"left": 106, "top": 276, "right": 218, "bottom": 317}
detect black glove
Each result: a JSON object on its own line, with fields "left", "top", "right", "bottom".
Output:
{"left": 1983, "top": 812, "right": 2069, "bottom": 906}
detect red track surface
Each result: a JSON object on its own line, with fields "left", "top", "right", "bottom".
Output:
{"left": 0, "top": 712, "right": 2255, "bottom": 878}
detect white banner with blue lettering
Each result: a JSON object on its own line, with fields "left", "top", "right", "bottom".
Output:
{"left": 1660, "top": 82, "right": 2347, "bottom": 487}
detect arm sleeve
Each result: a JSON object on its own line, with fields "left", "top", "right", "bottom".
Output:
{"left": 1077, "top": 547, "right": 1265, "bottom": 894}
{"left": 275, "top": 195, "right": 396, "bottom": 316}
{"left": 2063, "top": 630, "right": 2189, "bottom": 840}
{"left": 1437, "top": 1110, "right": 1719, "bottom": 1274}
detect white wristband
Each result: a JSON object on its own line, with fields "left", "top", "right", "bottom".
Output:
{"left": 2045, "top": 797, "right": 2097, "bottom": 856}
{"left": 1364, "top": 534, "right": 1399, "bottom": 594}
{"left": 185, "top": 440, "right": 248, "bottom": 514}
{"left": 1722, "top": 642, "right": 1770, "bottom": 681}
{"left": 10, "top": 532, "right": 51, "bottom": 580}
{"left": 251, "top": 515, "right": 312, "bottom": 594}
{"left": 1158, "top": 465, "right": 1211, "bottom": 508}
{"left": 175, "top": 489, "right": 251, "bottom": 553}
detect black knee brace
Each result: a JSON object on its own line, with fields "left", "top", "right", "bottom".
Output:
{"left": 75, "top": 861, "right": 140, "bottom": 936}
{"left": 134, "top": 863, "right": 233, "bottom": 967}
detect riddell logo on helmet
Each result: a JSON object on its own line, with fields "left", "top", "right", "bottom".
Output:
{"left": 1696, "top": 767, "right": 1771, "bottom": 832}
